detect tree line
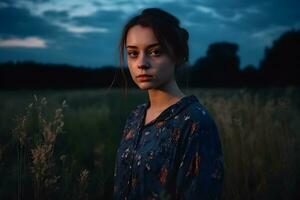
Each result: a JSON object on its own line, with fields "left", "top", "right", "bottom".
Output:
{"left": 0, "top": 29, "right": 299, "bottom": 89}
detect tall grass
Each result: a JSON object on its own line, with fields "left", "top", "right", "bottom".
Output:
{"left": 199, "top": 89, "right": 299, "bottom": 199}
{"left": 0, "top": 88, "right": 299, "bottom": 199}
{"left": 11, "top": 96, "right": 68, "bottom": 200}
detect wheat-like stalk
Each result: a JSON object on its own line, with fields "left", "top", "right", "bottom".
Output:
{"left": 78, "top": 169, "right": 89, "bottom": 200}
{"left": 12, "top": 95, "right": 67, "bottom": 200}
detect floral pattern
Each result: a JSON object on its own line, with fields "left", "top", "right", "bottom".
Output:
{"left": 114, "top": 95, "right": 224, "bottom": 199}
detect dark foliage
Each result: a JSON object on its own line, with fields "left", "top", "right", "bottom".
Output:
{"left": 1, "top": 29, "right": 299, "bottom": 89}
{"left": 0, "top": 61, "right": 135, "bottom": 89}
{"left": 191, "top": 42, "right": 240, "bottom": 87}
{"left": 260, "top": 29, "right": 300, "bottom": 85}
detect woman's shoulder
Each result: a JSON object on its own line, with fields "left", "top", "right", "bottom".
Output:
{"left": 180, "top": 97, "right": 220, "bottom": 148}
{"left": 183, "top": 98, "right": 217, "bottom": 131}
{"left": 185, "top": 101, "right": 213, "bottom": 121}
{"left": 124, "top": 102, "right": 147, "bottom": 126}
{"left": 130, "top": 102, "right": 147, "bottom": 118}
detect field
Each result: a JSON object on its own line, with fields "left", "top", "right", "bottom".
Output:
{"left": 0, "top": 87, "right": 299, "bottom": 200}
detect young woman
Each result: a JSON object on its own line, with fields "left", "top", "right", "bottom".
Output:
{"left": 114, "top": 8, "right": 224, "bottom": 200}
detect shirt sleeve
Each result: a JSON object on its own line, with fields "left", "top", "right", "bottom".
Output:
{"left": 175, "top": 117, "right": 224, "bottom": 200}
{"left": 113, "top": 108, "right": 136, "bottom": 199}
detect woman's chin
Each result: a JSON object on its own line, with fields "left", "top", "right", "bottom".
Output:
{"left": 137, "top": 83, "right": 154, "bottom": 90}
{"left": 138, "top": 86, "right": 152, "bottom": 90}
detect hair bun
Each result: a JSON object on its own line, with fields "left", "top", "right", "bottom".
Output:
{"left": 142, "top": 8, "right": 179, "bottom": 26}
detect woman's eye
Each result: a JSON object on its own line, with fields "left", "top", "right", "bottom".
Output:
{"left": 149, "top": 49, "right": 161, "bottom": 57}
{"left": 127, "top": 51, "right": 138, "bottom": 58}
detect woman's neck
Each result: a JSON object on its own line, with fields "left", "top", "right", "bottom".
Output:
{"left": 147, "top": 79, "right": 185, "bottom": 112}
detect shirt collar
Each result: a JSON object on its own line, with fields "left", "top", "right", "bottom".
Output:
{"left": 138, "top": 95, "right": 199, "bottom": 127}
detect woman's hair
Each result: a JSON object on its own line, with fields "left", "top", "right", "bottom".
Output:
{"left": 119, "top": 8, "right": 189, "bottom": 69}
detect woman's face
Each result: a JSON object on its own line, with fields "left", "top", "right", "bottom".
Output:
{"left": 126, "top": 25, "right": 176, "bottom": 90}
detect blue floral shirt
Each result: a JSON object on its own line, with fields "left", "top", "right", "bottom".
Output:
{"left": 113, "top": 95, "right": 224, "bottom": 200}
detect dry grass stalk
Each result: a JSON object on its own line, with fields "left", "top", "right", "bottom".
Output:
{"left": 30, "top": 96, "right": 66, "bottom": 200}
{"left": 11, "top": 102, "right": 35, "bottom": 200}
{"left": 78, "top": 169, "right": 89, "bottom": 200}
{"left": 200, "top": 90, "right": 298, "bottom": 200}
{"left": 94, "top": 143, "right": 105, "bottom": 168}
{"left": 11, "top": 95, "right": 66, "bottom": 200}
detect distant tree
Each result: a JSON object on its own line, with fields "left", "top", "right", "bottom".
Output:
{"left": 243, "top": 65, "right": 257, "bottom": 73}
{"left": 192, "top": 42, "right": 240, "bottom": 86}
{"left": 260, "top": 29, "right": 300, "bottom": 85}
{"left": 0, "top": 61, "right": 133, "bottom": 89}
{"left": 240, "top": 65, "right": 261, "bottom": 86}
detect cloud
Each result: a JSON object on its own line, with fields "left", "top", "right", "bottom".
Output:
{"left": 251, "top": 25, "right": 293, "bottom": 45}
{"left": 15, "top": 0, "right": 99, "bottom": 17}
{"left": 54, "top": 22, "right": 109, "bottom": 34}
{"left": 195, "top": 5, "right": 242, "bottom": 22}
{"left": 0, "top": 37, "right": 47, "bottom": 48}
{"left": 65, "top": 26, "right": 108, "bottom": 34}
{"left": 43, "top": 10, "right": 69, "bottom": 20}
{"left": 0, "top": 7, "right": 67, "bottom": 38}
{"left": 15, "top": 0, "right": 135, "bottom": 18}
{"left": 204, "top": 0, "right": 300, "bottom": 31}
{"left": 0, "top": 2, "right": 9, "bottom": 8}
{"left": 71, "top": 10, "right": 123, "bottom": 27}
{"left": 8, "top": 1, "right": 115, "bottom": 36}
{"left": 14, "top": 0, "right": 178, "bottom": 19}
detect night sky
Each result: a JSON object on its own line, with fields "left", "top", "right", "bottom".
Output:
{"left": 0, "top": 0, "right": 299, "bottom": 68}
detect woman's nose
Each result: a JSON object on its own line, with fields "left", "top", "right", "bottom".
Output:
{"left": 138, "top": 63, "right": 150, "bottom": 69}
{"left": 137, "top": 54, "right": 150, "bottom": 69}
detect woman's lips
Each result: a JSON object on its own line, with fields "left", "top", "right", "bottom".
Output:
{"left": 136, "top": 74, "right": 153, "bottom": 82}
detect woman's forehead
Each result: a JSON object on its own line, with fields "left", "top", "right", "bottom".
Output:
{"left": 126, "top": 25, "right": 159, "bottom": 48}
